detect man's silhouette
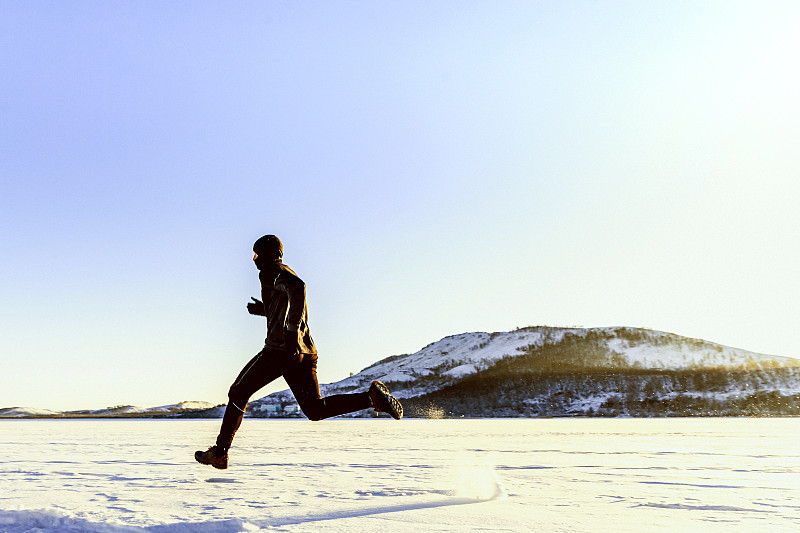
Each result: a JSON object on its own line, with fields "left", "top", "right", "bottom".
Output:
{"left": 195, "top": 235, "right": 402, "bottom": 470}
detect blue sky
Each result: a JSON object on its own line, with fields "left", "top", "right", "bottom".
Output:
{"left": 2, "top": 1, "right": 799, "bottom": 411}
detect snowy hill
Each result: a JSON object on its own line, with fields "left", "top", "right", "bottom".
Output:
{"left": 255, "top": 326, "right": 797, "bottom": 399}
{"left": 251, "top": 326, "right": 800, "bottom": 417}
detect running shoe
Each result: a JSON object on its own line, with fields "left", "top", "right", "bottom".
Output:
{"left": 194, "top": 446, "right": 229, "bottom": 470}
{"left": 368, "top": 380, "right": 403, "bottom": 420}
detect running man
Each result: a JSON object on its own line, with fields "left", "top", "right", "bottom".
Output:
{"left": 195, "top": 235, "right": 402, "bottom": 469}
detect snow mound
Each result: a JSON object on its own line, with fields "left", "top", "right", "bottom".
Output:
{"left": 445, "top": 363, "right": 477, "bottom": 378}
{"left": 0, "top": 509, "right": 258, "bottom": 533}
{"left": 604, "top": 329, "right": 797, "bottom": 369}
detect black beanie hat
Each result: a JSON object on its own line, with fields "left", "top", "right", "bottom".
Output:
{"left": 253, "top": 234, "right": 283, "bottom": 260}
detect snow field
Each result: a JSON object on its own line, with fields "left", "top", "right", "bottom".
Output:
{"left": 1, "top": 418, "right": 799, "bottom": 532}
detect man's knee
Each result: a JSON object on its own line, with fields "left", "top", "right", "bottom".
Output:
{"left": 228, "top": 384, "right": 249, "bottom": 410}
{"left": 299, "top": 398, "right": 326, "bottom": 421}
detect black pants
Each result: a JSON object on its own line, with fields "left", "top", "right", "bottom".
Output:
{"left": 215, "top": 347, "right": 371, "bottom": 451}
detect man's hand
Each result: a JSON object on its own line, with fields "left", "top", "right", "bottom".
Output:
{"left": 284, "top": 326, "right": 302, "bottom": 354}
{"left": 247, "top": 297, "right": 265, "bottom": 316}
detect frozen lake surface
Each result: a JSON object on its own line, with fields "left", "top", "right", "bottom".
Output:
{"left": 1, "top": 418, "right": 798, "bottom": 532}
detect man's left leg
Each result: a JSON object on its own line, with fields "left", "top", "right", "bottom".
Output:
{"left": 196, "top": 347, "right": 298, "bottom": 469}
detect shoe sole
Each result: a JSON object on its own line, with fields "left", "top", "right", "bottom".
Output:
{"left": 371, "top": 381, "right": 403, "bottom": 420}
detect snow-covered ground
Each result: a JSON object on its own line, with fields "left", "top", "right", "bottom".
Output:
{"left": 1, "top": 418, "right": 798, "bottom": 532}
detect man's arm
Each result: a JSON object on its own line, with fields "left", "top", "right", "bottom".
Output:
{"left": 274, "top": 272, "right": 306, "bottom": 353}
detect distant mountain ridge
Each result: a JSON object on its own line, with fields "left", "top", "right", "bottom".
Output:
{"left": 0, "top": 401, "right": 221, "bottom": 419}
{"left": 4, "top": 326, "right": 799, "bottom": 418}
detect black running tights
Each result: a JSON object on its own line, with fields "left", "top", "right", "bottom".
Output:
{"left": 215, "top": 347, "right": 371, "bottom": 452}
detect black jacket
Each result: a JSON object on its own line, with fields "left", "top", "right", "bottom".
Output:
{"left": 259, "top": 261, "right": 317, "bottom": 355}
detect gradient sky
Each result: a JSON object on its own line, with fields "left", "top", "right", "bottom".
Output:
{"left": 2, "top": 1, "right": 799, "bottom": 411}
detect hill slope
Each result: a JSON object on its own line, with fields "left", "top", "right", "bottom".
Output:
{"left": 251, "top": 326, "right": 800, "bottom": 417}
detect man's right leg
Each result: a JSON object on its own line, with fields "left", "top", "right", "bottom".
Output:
{"left": 284, "top": 353, "right": 372, "bottom": 421}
